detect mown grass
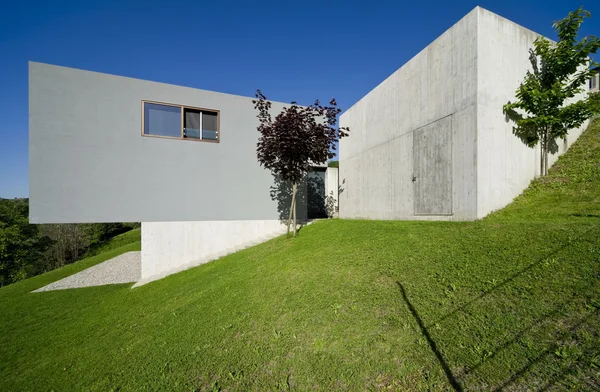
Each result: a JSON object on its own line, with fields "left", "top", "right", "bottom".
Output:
{"left": 1, "top": 123, "right": 599, "bottom": 391}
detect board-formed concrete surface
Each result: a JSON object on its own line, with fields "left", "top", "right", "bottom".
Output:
{"left": 338, "top": 6, "right": 588, "bottom": 221}
{"left": 33, "top": 251, "right": 140, "bottom": 292}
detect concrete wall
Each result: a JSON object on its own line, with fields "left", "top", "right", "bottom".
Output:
{"left": 476, "top": 8, "right": 589, "bottom": 217}
{"left": 325, "top": 167, "right": 339, "bottom": 214}
{"left": 138, "top": 220, "right": 285, "bottom": 285}
{"left": 339, "top": 6, "right": 589, "bottom": 221}
{"left": 590, "top": 71, "right": 599, "bottom": 94}
{"left": 29, "top": 62, "right": 301, "bottom": 223}
{"left": 339, "top": 8, "right": 478, "bottom": 220}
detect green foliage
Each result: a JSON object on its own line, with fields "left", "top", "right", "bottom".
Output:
{"left": 0, "top": 199, "right": 52, "bottom": 287}
{"left": 503, "top": 7, "right": 600, "bottom": 175}
{"left": 0, "top": 198, "right": 139, "bottom": 287}
{"left": 84, "top": 228, "right": 140, "bottom": 257}
{"left": 0, "top": 121, "right": 599, "bottom": 391}
{"left": 490, "top": 117, "right": 600, "bottom": 221}
{"left": 328, "top": 160, "right": 339, "bottom": 168}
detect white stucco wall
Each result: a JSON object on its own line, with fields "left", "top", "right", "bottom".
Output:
{"left": 137, "top": 220, "right": 286, "bottom": 286}
{"left": 29, "top": 63, "right": 299, "bottom": 224}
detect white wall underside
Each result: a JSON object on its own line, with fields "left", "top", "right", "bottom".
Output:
{"left": 135, "top": 220, "right": 287, "bottom": 287}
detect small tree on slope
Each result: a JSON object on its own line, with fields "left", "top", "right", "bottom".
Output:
{"left": 503, "top": 7, "right": 600, "bottom": 176}
{"left": 253, "top": 90, "right": 349, "bottom": 237}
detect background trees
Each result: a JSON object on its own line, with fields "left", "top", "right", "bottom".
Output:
{"left": 0, "top": 198, "right": 138, "bottom": 287}
{"left": 253, "top": 91, "right": 349, "bottom": 236}
{"left": 0, "top": 198, "right": 51, "bottom": 286}
{"left": 503, "top": 7, "right": 600, "bottom": 176}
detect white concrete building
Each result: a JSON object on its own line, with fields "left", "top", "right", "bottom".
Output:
{"left": 339, "top": 6, "right": 590, "bottom": 221}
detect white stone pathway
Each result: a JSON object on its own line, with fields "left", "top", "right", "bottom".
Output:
{"left": 33, "top": 251, "right": 140, "bottom": 292}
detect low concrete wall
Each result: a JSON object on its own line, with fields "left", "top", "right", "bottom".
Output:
{"left": 137, "top": 220, "right": 286, "bottom": 286}
{"left": 325, "top": 167, "right": 339, "bottom": 215}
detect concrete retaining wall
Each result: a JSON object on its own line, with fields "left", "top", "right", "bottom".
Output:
{"left": 137, "top": 220, "right": 286, "bottom": 286}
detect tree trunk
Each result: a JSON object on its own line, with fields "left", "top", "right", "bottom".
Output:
{"left": 544, "top": 134, "right": 549, "bottom": 176}
{"left": 287, "top": 191, "right": 294, "bottom": 236}
{"left": 292, "top": 182, "right": 297, "bottom": 237}
{"left": 540, "top": 136, "right": 545, "bottom": 177}
{"left": 287, "top": 183, "right": 297, "bottom": 237}
{"left": 540, "top": 129, "right": 549, "bottom": 177}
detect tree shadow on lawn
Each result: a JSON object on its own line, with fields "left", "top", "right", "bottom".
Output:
{"left": 270, "top": 173, "right": 330, "bottom": 225}
{"left": 397, "top": 281, "right": 465, "bottom": 392}
{"left": 397, "top": 225, "right": 600, "bottom": 391}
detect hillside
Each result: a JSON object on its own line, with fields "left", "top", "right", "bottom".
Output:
{"left": 1, "top": 121, "right": 599, "bottom": 391}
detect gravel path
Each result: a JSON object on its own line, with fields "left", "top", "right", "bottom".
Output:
{"left": 34, "top": 251, "right": 141, "bottom": 292}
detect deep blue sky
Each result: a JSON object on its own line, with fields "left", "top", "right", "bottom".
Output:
{"left": 0, "top": 0, "right": 598, "bottom": 198}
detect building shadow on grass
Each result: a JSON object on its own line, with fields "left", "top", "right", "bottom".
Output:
{"left": 397, "top": 225, "right": 600, "bottom": 390}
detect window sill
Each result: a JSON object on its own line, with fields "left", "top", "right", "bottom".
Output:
{"left": 141, "top": 134, "right": 220, "bottom": 143}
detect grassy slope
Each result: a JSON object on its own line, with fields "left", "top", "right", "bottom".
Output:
{"left": 1, "top": 123, "right": 599, "bottom": 391}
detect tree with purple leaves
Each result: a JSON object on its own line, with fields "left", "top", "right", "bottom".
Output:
{"left": 253, "top": 91, "right": 349, "bottom": 237}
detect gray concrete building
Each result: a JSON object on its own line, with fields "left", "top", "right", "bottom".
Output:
{"left": 29, "top": 62, "right": 330, "bottom": 284}
{"left": 338, "top": 6, "right": 590, "bottom": 221}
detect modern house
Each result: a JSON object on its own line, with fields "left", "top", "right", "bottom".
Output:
{"left": 29, "top": 62, "right": 334, "bottom": 284}
{"left": 338, "top": 6, "right": 590, "bottom": 221}
{"left": 30, "top": 7, "right": 591, "bottom": 284}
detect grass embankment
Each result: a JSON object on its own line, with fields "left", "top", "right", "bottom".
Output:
{"left": 1, "top": 122, "right": 599, "bottom": 391}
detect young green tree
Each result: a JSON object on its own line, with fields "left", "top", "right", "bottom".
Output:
{"left": 253, "top": 91, "right": 349, "bottom": 237}
{"left": 503, "top": 7, "right": 600, "bottom": 176}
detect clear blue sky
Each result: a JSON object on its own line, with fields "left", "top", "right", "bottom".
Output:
{"left": 0, "top": 0, "right": 598, "bottom": 198}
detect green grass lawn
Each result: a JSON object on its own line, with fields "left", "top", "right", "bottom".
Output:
{"left": 1, "top": 123, "right": 599, "bottom": 391}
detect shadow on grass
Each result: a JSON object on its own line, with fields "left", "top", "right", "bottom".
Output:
{"left": 431, "top": 225, "right": 596, "bottom": 328}
{"left": 491, "top": 311, "right": 599, "bottom": 391}
{"left": 397, "top": 282, "right": 464, "bottom": 392}
{"left": 569, "top": 213, "right": 600, "bottom": 218}
{"left": 397, "top": 225, "right": 600, "bottom": 390}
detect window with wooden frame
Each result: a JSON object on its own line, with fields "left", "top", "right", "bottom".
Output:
{"left": 142, "top": 100, "right": 220, "bottom": 142}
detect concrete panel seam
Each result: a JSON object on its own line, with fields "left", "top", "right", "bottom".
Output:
{"left": 342, "top": 113, "right": 455, "bottom": 162}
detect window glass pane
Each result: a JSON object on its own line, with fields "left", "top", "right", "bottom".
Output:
{"left": 202, "top": 111, "right": 218, "bottom": 140}
{"left": 144, "top": 103, "right": 181, "bottom": 137}
{"left": 184, "top": 109, "right": 201, "bottom": 139}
